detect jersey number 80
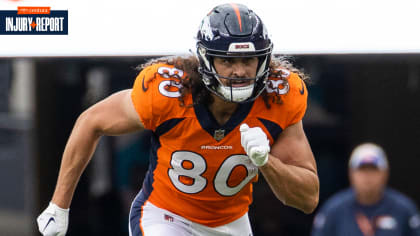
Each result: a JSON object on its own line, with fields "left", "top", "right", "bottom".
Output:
{"left": 168, "top": 151, "right": 258, "bottom": 197}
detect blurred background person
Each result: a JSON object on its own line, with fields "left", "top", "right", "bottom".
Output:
{"left": 311, "top": 142, "right": 420, "bottom": 236}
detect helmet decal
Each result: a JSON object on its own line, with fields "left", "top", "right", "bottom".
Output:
{"left": 200, "top": 16, "right": 214, "bottom": 41}
{"left": 229, "top": 3, "right": 243, "bottom": 32}
{"left": 228, "top": 42, "right": 255, "bottom": 52}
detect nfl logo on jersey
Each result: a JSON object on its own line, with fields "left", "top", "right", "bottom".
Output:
{"left": 214, "top": 129, "right": 225, "bottom": 141}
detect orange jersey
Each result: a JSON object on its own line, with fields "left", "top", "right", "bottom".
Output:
{"left": 131, "top": 63, "right": 307, "bottom": 227}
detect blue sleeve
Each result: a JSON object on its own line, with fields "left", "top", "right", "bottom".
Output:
{"left": 407, "top": 208, "right": 420, "bottom": 236}
{"left": 393, "top": 190, "right": 420, "bottom": 236}
{"left": 311, "top": 206, "right": 336, "bottom": 236}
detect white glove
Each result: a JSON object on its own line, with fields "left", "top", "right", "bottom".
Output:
{"left": 240, "top": 123, "right": 270, "bottom": 167}
{"left": 37, "top": 202, "right": 69, "bottom": 236}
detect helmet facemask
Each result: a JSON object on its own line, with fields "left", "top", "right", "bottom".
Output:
{"left": 197, "top": 44, "right": 272, "bottom": 103}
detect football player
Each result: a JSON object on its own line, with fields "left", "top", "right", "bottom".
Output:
{"left": 37, "top": 3, "right": 319, "bottom": 236}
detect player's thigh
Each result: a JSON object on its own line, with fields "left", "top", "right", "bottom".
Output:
{"left": 140, "top": 202, "right": 192, "bottom": 236}
{"left": 129, "top": 194, "right": 191, "bottom": 236}
{"left": 192, "top": 213, "right": 253, "bottom": 236}
{"left": 224, "top": 213, "right": 253, "bottom": 236}
{"left": 142, "top": 223, "right": 188, "bottom": 236}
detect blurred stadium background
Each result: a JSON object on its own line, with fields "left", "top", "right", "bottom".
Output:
{"left": 1, "top": 0, "right": 420, "bottom": 235}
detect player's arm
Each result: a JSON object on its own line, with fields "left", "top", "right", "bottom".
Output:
{"left": 240, "top": 120, "right": 319, "bottom": 213}
{"left": 37, "top": 89, "right": 143, "bottom": 236}
{"left": 240, "top": 120, "right": 318, "bottom": 214}
{"left": 51, "top": 89, "right": 143, "bottom": 208}
{"left": 260, "top": 120, "right": 319, "bottom": 213}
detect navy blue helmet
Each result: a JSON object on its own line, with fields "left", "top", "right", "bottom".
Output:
{"left": 196, "top": 3, "right": 273, "bottom": 103}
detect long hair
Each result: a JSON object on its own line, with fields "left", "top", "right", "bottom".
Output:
{"left": 136, "top": 55, "right": 309, "bottom": 108}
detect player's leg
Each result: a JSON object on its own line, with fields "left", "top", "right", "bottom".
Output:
{"left": 223, "top": 212, "right": 253, "bottom": 236}
{"left": 191, "top": 212, "right": 253, "bottom": 236}
{"left": 139, "top": 223, "right": 186, "bottom": 236}
{"left": 128, "top": 190, "right": 191, "bottom": 236}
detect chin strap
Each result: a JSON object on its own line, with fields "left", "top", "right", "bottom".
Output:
{"left": 216, "top": 83, "right": 254, "bottom": 102}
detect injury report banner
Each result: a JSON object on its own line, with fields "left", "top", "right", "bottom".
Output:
{"left": 0, "top": 7, "right": 68, "bottom": 35}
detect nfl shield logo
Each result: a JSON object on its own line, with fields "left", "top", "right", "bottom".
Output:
{"left": 214, "top": 129, "right": 225, "bottom": 141}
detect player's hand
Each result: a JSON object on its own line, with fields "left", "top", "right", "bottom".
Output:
{"left": 37, "top": 202, "right": 69, "bottom": 236}
{"left": 240, "top": 123, "right": 270, "bottom": 167}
